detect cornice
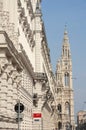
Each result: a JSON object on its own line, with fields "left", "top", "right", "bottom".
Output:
{"left": 41, "top": 23, "right": 51, "bottom": 64}
{"left": 41, "top": 23, "right": 57, "bottom": 107}
{"left": 0, "top": 31, "right": 23, "bottom": 72}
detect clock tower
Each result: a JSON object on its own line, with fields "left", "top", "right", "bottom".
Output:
{"left": 55, "top": 27, "right": 75, "bottom": 130}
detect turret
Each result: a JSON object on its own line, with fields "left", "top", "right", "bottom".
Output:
{"left": 61, "top": 27, "right": 71, "bottom": 59}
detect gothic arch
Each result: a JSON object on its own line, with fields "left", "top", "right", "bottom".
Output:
{"left": 65, "top": 102, "right": 70, "bottom": 115}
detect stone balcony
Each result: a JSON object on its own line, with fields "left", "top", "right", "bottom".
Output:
{"left": 34, "top": 72, "right": 48, "bottom": 81}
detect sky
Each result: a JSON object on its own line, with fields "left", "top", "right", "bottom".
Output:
{"left": 41, "top": 0, "right": 86, "bottom": 120}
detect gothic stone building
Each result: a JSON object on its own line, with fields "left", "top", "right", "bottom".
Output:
{"left": 0, "top": 0, "right": 75, "bottom": 130}
{"left": 55, "top": 30, "right": 75, "bottom": 130}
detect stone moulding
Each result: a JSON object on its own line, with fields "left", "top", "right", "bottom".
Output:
{"left": 0, "top": 115, "right": 16, "bottom": 123}
{"left": 0, "top": 31, "right": 23, "bottom": 72}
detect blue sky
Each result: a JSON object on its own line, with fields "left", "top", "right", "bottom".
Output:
{"left": 41, "top": 0, "right": 86, "bottom": 120}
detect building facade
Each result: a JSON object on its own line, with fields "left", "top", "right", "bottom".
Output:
{"left": 0, "top": 0, "right": 75, "bottom": 130}
{"left": 76, "top": 110, "right": 86, "bottom": 130}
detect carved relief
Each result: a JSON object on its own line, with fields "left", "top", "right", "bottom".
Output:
{"left": 18, "top": 2, "right": 35, "bottom": 49}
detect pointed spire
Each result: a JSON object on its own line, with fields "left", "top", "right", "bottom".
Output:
{"left": 61, "top": 25, "right": 71, "bottom": 59}
{"left": 35, "top": 0, "right": 41, "bottom": 14}
{"left": 63, "top": 25, "right": 69, "bottom": 45}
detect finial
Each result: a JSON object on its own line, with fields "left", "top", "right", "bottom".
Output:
{"left": 35, "top": 0, "right": 41, "bottom": 14}
{"left": 64, "top": 23, "right": 68, "bottom": 34}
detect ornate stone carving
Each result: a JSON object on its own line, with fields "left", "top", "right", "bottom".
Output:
{"left": 26, "top": 0, "right": 33, "bottom": 19}
{"left": 18, "top": 3, "right": 35, "bottom": 49}
{"left": 18, "top": 7, "right": 25, "bottom": 23}
{"left": 17, "top": 0, "right": 21, "bottom": 8}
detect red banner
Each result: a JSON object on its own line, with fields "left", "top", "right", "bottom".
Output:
{"left": 33, "top": 113, "right": 42, "bottom": 118}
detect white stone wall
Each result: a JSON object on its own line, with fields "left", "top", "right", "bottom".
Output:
{"left": 42, "top": 107, "right": 55, "bottom": 130}
{"left": 0, "top": 47, "right": 21, "bottom": 129}
{"left": 0, "top": 22, "right": 33, "bottom": 130}
{"left": 0, "top": 1, "right": 58, "bottom": 130}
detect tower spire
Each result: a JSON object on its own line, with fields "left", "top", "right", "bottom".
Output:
{"left": 55, "top": 27, "right": 74, "bottom": 130}
{"left": 63, "top": 25, "right": 69, "bottom": 45}
{"left": 61, "top": 26, "right": 71, "bottom": 59}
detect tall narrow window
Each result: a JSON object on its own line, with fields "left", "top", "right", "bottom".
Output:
{"left": 58, "top": 122, "right": 62, "bottom": 130}
{"left": 64, "top": 73, "right": 69, "bottom": 86}
{"left": 65, "top": 102, "right": 70, "bottom": 115}
{"left": 57, "top": 104, "right": 62, "bottom": 113}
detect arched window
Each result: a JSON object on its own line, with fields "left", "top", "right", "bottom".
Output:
{"left": 65, "top": 122, "right": 70, "bottom": 130}
{"left": 64, "top": 73, "right": 69, "bottom": 86}
{"left": 57, "top": 104, "right": 62, "bottom": 113}
{"left": 65, "top": 102, "right": 70, "bottom": 115}
{"left": 58, "top": 122, "right": 62, "bottom": 130}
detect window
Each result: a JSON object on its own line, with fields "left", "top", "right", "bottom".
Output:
{"left": 58, "top": 122, "right": 62, "bottom": 130}
{"left": 33, "top": 93, "right": 38, "bottom": 107}
{"left": 64, "top": 73, "right": 69, "bottom": 86}
{"left": 57, "top": 104, "right": 62, "bottom": 113}
{"left": 65, "top": 122, "right": 70, "bottom": 130}
{"left": 65, "top": 102, "right": 70, "bottom": 115}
